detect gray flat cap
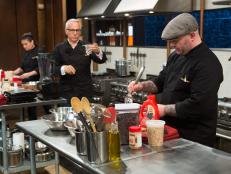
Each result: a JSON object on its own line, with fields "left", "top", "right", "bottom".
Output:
{"left": 161, "top": 13, "right": 198, "bottom": 40}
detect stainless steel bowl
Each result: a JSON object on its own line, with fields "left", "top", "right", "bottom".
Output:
{"left": 49, "top": 107, "right": 74, "bottom": 121}
{"left": 42, "top": 114, "right": 67, "bottom": 130}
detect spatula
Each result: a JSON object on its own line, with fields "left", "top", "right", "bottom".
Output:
{"left": 81, "top": 97, "right": 97, "bottom": 133}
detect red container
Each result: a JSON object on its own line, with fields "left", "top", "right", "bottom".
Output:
{"left": 139, "top": 95, "right": 179, "bottom": 142}
{"left": 139, "top": 95, "right": 160, "bottom": 127}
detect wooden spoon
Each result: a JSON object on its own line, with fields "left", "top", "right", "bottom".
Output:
{"left": 71, "top": 97, "right": 82, "bottom": 113}
{"left": 71, "top": 97, "right": 92, "bottom": 132}
{"left": 81, "top": 97, "right": 97, "bottom": 133}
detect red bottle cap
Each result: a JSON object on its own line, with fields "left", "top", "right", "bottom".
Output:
{"left": 129, "top": 126, "right": 141, "bottom": 132}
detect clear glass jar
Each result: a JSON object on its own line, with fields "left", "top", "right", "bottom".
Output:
{"left": 129, "top": 126, "right": 142, "bottom": 149}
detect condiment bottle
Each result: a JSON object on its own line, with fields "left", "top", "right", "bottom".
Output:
{"left": 108, "top": 122, "right": 120, "bottom": 161}
{"left": 139, "top": 95, "right": 160, "bottom": 127}
{"left": 129, "top": 126, "right": 142, "bottom": 149}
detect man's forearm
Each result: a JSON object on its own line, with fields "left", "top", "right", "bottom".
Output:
{"left": 164, "top": 104, "right": 176, "bottom": 116}
{"left": 141, "top": 80, "right": 158, "bottom": 93}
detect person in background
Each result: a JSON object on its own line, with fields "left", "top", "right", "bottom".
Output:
{"left": 53, "top": 18, "right": 107, "bottom": 104}
{"left": 128, "top": 13, "right": 223, "bottom": 147}
{"left": 13, "top": 32, "right": 41, "bottom": 120}
{"left": 13, "top": 32, "right": 40, "bottom": 83}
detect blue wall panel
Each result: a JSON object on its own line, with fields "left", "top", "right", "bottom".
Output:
{"left": 134, "top": 9, "right": 231, "bottom": 48}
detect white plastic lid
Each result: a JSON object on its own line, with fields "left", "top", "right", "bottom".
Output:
{"left": 146, "top": 120, "right": 165, "bottom": 127}
{"left": 115, "top": 103, "right": 140, "bottom": 111}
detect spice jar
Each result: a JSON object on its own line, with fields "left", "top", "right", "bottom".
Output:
{"left": 129, "top": 126, "right": 142, "bottom": 149}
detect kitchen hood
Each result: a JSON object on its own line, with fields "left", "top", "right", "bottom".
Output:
{"left": 212, "top": 0, "right": 231, "bottom": 5}
{"left": 78, "top": 0, "right": 121, "bottom": 18}
{"left": 114, "top": 0, "right": 192, "bottom": 15}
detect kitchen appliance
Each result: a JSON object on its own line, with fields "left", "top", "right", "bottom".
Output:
{"left": 216, "top": 98, "right": 231, "bottom": 153}
{"left": 115, "top": 59, "right": 131, "bottom": 77}
{"left": 92, "top": 72, "right": 122, "bottom": 106}
{"left": 37, "top": 53, "right": 59, "bottom": 100}
{"left": 110, "top": 79, "right": 147, "bottom": 104}
{"left": 4, "top": 89, "right": 37, "bottom": 104}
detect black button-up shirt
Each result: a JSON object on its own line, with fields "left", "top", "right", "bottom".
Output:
{"left": 53, "top": 40, "right": 107, "bottom": 102}
{"left": 153, "top": 42, "right": 223, "bottom": 146}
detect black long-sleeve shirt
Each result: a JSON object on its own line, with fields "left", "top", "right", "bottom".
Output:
{"left": 53, "top": 40, "right": 107, "bottom": 102}
{"left": 153, "top": 42, "right": 223, "bottom": 146}
{"left": 20, "top": 46, "right": 40, "bottom": 82}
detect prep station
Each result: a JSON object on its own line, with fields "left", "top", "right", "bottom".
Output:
{"left": 1, "top": 0, "right": 231, "bottom": 174}
{"left": 16, "top": 120, "right": 231, "bottom": 174}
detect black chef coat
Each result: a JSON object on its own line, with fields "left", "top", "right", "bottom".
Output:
{"left": 153, "top": 42, "right": 223, "bottom": 147}
{"left": 53, "top": 40, "right": 107, "bottom": 102}
{"left": 21, "top": 46, "right": 40, "bottom": 82}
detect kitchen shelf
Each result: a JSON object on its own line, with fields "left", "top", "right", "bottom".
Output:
{"left": 0, "top": 97, "right": 66, "bottom": 174}
{"left": 96, "top": 35, "right": 123, "bottom": 37}
{"left": 0, "top": 159, "right": 56, "bottom": 173}
{"left": 94, "top": 19, "right": 125, "bottom": 47}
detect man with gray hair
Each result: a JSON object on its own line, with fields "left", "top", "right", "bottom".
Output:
{"left": 53, "top": 18, "right": 107, "bottom": 104}
{"left": 128, "top": 13, "right": 223, "bottom": 147}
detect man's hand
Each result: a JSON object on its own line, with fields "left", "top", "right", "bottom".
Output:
{"left": 63, "top": 65, "right": 76, "bottom": 75}
{"left": 88, "top": 43, "right": 100, "bottom": 54}
{"left": 127, "top": 81, "right": 143, "bottom": 94}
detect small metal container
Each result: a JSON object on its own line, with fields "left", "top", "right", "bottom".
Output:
{"left": 0, "top": 145, "right": 23, "bottom": 168}
{"left": 86, "top": 131, "right": 108, "bottom": 164}
{"left": 75, "top": 131, "right": 87, "bottom": 155}
{"left": 115, "top": 60, "right": 131, "bottom": 77}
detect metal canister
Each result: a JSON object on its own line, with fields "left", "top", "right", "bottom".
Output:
{"left": 75, "top": 131, "right": 87, "bottom": 155}
{"left": 86, "top": 131, "right": 108, "bottom": 164}
{"left": 115, "top": 60, "right": 131, "bottom": 77}
{"left": 0, "top": 145, "right": 23, "bottom": 167}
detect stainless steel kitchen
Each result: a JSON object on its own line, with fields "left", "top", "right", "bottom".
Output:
{"left": 1, "top": 0, "right": 231, "bottom": 174}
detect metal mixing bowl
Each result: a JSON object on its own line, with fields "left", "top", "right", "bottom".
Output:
{"left": 42, "top": 114, "right": 67, "bottom": 130}
{"left": 49, "top": 107, "right": 74, "bottom": 121}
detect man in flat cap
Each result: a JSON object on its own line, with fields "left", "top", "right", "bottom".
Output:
{"left": 128, "top": 13, "right": 223, "bottom": 147}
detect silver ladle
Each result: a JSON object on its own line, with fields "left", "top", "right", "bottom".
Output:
{"left": 125, "top": 66, "right": 145, "bottom": 103}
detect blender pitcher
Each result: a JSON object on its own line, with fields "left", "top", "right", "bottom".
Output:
{"left": 37, "top": 53, "right": 59, "bottom": 100}
{"left": 37, "top": 53, "right": 52, "bottom": 83}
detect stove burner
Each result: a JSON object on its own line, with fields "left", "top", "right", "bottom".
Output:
{"left": 218, "top": 97, "right": 231, "bottom": 103}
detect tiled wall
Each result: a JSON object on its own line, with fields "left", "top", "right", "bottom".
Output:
{"left": 134, "top": 9, "right": 231, "bottom": 48}
{"left": 97, "top": 46, "right": 231, "bottom": 98}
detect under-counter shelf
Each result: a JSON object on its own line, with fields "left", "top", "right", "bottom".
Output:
{"left": 0, "top": 159, "right": 56, "bottom": 173}
{"left": 0, "top": 97, "right": 66, "bottom": 174}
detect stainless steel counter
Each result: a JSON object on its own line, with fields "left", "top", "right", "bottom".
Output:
{"left": 16, "top": 120, "right": 231, "bottom": 174}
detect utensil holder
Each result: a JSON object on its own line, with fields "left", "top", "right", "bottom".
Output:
{"left": 75, "top": 130, "right": 87, "bottom": 155}
{"left": 86, "top": 131, "right": 108, "bottom": 164}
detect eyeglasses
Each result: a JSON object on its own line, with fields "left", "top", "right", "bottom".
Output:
{"left": 66, "top": 29, "right": 81, "bottom": 33}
